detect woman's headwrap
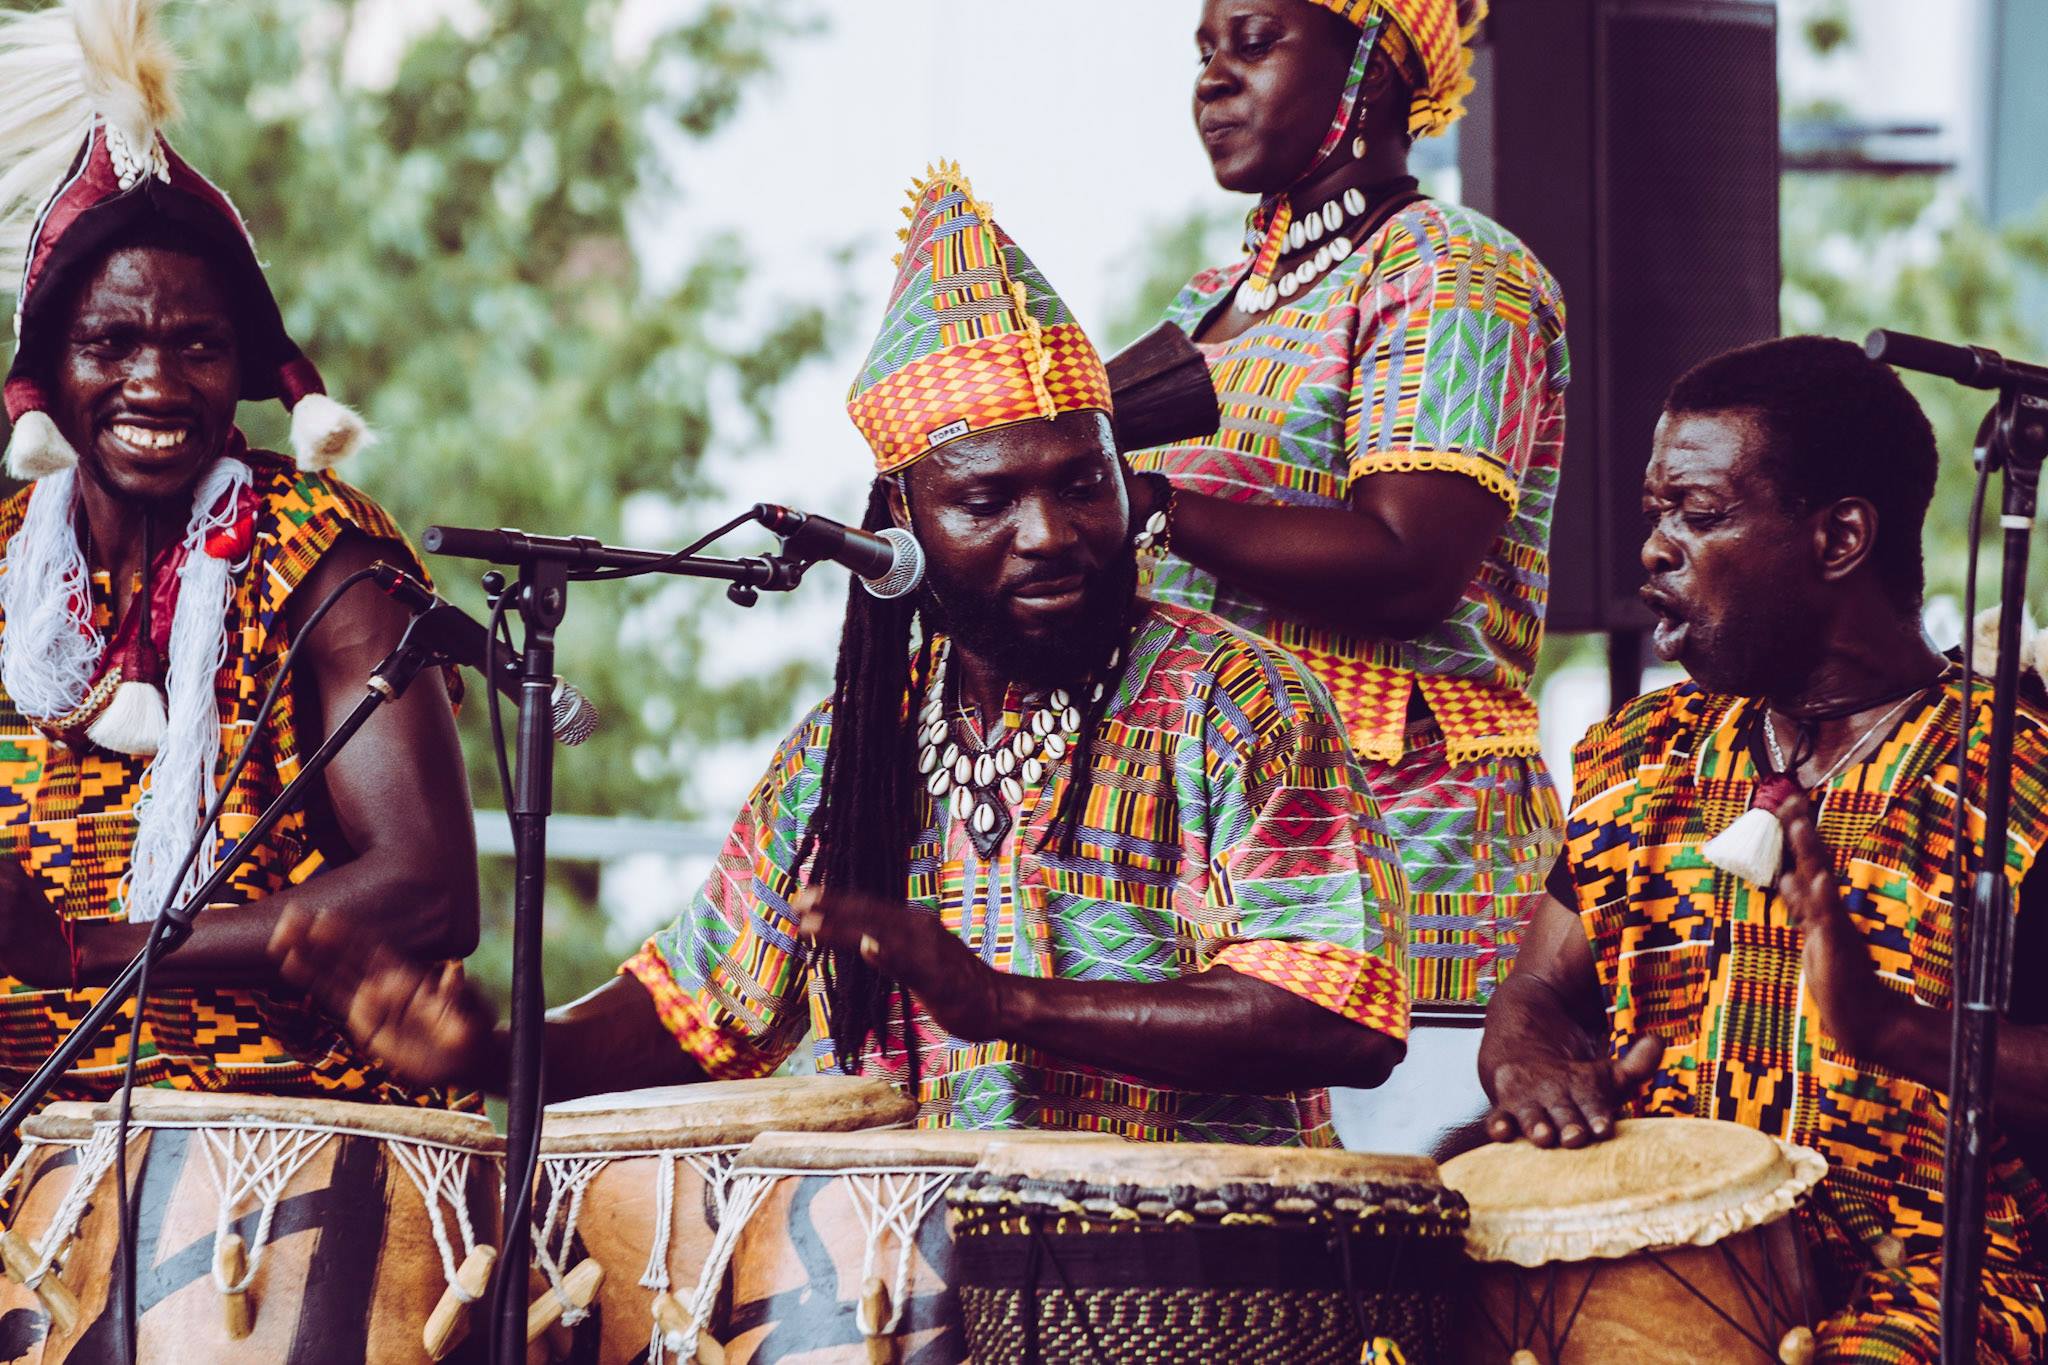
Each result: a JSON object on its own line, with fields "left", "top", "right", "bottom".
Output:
{"left": 1241, "top": 0, "right": 1485, "bottom": 298}
{"left": 847, "top": 162, "right": 1112, "bottom": 476}
{"left": 0, "top": 0, "right": 371, "bottom": 479}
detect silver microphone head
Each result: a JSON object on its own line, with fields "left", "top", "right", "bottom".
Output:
{"left": 859, "top": 526, "right": 925, "bottom": 601}
{"left": 549, "top": 678, "right": 599, "bottom": 746}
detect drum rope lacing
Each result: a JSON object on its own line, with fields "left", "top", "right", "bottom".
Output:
{"left": 10, "top": 1124, "right": 126, "bottom": 1291}
{"left": 387, "top": 1140, "right": 494, "bottom": 1302}
{"left": 847, "top": 1169, "right": 964, "bottom": 1336}
{"left": 533, "top": 1157, "right": 606, "bottom": 1326}
{"left": 675, "top": 1169, "right": 780, "bottom": 1360}
{"left": 197, "top": 1124, "right": 335, "bottom": 1294}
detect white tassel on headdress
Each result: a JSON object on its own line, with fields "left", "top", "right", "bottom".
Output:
{"left": 4, "top": 409, "right": 78, "bottom": 479}
{"left": 288, "top": 393, "right": 373, "bottom": 472}
{"left": 122, "top": 456, "right": 250, "bottom": 921}
{"left": 0, "top": 0, "right": 177, "bottom": 269}
{"left": 83, "top": 677, "right": 164, "bottom": 754}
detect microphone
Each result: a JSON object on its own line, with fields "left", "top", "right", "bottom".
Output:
{"left": 370, "top": 564, "right": 599, "bottom": 745}
{"left": 753, "top": 503, "right": 924, "bottom": 600}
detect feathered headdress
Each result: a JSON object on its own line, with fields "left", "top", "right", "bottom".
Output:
{"left": 0, "top": 0, "right": 370, "bottom": 478}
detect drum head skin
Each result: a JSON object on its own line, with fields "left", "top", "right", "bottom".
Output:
{"left": 1440, "top": 1117, "right": 1828, "bottom": 1266}
{"left": 541, "top": 1076, "right": 917, "bottom": 1152}
{"left": 21, "top": 1100, "right": 100, "bottom": 1143}
{"left": 89, "top": 1089, "right": 501, "bottom": 1150}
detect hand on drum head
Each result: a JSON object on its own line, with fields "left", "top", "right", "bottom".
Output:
{"left": 1483, "top": 1033, "right": 1664, "bottom": 1149}
{"left": 270, "top": 907, "right": 497, "bottom": 1087}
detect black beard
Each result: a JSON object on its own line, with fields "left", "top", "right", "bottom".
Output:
{"left": 920, "top": 545, "right": 1138, "bottom": 689}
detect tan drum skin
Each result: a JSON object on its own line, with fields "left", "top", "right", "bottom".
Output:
{"left": 1442, "top": 1118, "right": 1826, "bottom": 1365}
{"left": 716, "top": 1130, "right": 1110, "bottom": 1365}
{"left": 0, "top": 1091, "right": 504, "bottom": 1365}
{"left": 527, "top": 1076, "right": 916, "bottom": 1364}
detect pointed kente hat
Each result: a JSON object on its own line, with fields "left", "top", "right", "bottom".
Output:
{"left": 0, "top": 0, "right": 370, "bottom": 479}
{"left": 847, "top": 162, "right": 1112, "bottom": 476}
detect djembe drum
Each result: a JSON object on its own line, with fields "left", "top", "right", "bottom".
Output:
{"left": 701, "top": 1128, "right": 1108, "bottom": 1364}
{"left": 1439, "top": 1118, "right": 1828, "bottom": 1364}
{"left": 0, "top": 1102, "right": 107, "bottom": 1342}
{"left": 947, "top": 1140, "right": 1468, "bottom": 1364}
{"left": 524, "top": 1076, "right": 915, "bottom": 1363}
{"left": 12, "top": 1091, "right": 505, "bottom": 1363}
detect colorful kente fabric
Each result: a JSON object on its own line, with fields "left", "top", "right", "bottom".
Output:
{"left": 624, "top": 601, "right": 1410, "bottom": 1147}
{"left": 1561, "top": 671, "right": 2048, "bottom": 1359}
{"left": 1361, "top": 718, "right": 1560, "bottom": 1007}
{"left": 847, "top": 163, "right": 1112, "bottom": 476}
{"left": 0, "top": 450, "right": 476, "bottom": 1117}
{"left": 1303, "top": 0, "right": 1484, "bottom": 138}
{"left": 1134, "top": 198, "right": 1567, "bottom": 771}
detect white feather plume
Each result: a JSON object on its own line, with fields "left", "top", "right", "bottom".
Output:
{"left": 0, "top": 0, "right": 178, "bottom": 274}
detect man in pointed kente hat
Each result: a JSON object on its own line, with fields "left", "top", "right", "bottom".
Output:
{"left": 0, "top": 0, "right": 479, "bottom": 1118}
{"left": 276, "top": 163, "right": 1412, "bottom": 1148}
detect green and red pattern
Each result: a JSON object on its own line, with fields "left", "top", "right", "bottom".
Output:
{"left": 1131, "top": 197, "right": 1567, "bottom": 1010}
{"left": 1562, "top": 671, "right": 2048, "bottom": 1360}
{"left": 625, "top": 601, "right": 1410, "bottom": 1147}
{"left": 0, "top": 450, "right": 476, "bottom": 1119}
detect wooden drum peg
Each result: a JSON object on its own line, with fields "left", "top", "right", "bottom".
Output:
{"left": 1509, "top": 1352, "right": 1541, "bottom": 1365}
{"left": 422, "top": 1243, "right": 496, "bottom": 1360}
{"left": 217, "top": 1233, "right": 254, "bottom": 1339}
{"left": 1778, "top": 1326, "right": 1817, "bottom": 1365}
{"left": 0, "top": 1229, "right": 78, "bottom": 1335}
{"left": 860, "top": 1275, "right": 895, "bottom": 1365}
{"left": 524, "top": 1257, "right": 604, "bottom": 1345}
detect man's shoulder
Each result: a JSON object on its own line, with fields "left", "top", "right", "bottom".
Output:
{"left": 1570, "top": 681, "right": 1728, "bottom": 812}
{"left": 1131, "top": 601, "right": 1344, "bottom": 731}
{"left": 243, "top": 450, "right": 407, "bottom": 546}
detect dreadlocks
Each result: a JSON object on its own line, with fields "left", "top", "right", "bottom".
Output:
{"left": 798, "top": 477, "right": 1133, "bottom": 1086}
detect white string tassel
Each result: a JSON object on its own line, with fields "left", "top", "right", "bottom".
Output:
{"left": 641, "top": 1153, "right": 678, "bottom": 1365}
{"left": 1702, "top": 804, "right": 1788, "bottom": 889}
{"left": 0, "top": 468, "right": 100, "bottom": 719}
{"left": 123, "top": 456, "right": 251, "bottom": 921}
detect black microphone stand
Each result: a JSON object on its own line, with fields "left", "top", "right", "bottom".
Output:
{"left": 419, "top": 520, "right": 809, "bottom": 1365}
{"left": 0, "top": 595, "right": 479, "bottom": 1149}
{"left": 1867, "top": 330, "right": 2048, "bottom": 1362}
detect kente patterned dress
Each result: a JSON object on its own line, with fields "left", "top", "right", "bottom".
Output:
{"left": 625, "top": 601, "right": 1411, "bottom": 1147}
{"left": 0, "top": 449, "right": 474, "bottom": 1117}
{"left": 1561, "top": 670, "right": 2048, "bottom": 1363}
{"left": 1132, "top": 196, "right": 1569, "bottom": 1010}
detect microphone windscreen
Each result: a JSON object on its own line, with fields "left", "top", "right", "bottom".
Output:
{"left": 860, "top": 527, "right": 925, "bottom": 601}
{"left": 550, "top": 679, "right": 599, "bottom": 745}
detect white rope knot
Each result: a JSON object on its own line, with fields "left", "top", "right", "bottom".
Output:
{"left": 848, "top": 1170, "right": 960, "bottom": 1337}
{"left": 27, "top": 1123, "right": 125, "bottom": 1290}
{"left": 197, "top": 1123, "right": 334, "bottom": 1294}
{"left": 388, "top": 1140, "right": 487, "bottom": 1297}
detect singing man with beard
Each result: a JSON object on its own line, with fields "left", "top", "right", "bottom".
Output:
{"left": 277, "top": 164, "right": 1412, "bottom": 1147}
{"left": 1477, "top": 337, "right": 2048, "bottom": 1360}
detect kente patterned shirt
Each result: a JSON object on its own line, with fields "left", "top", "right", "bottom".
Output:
{"left": 0, "top": 450, "right": 472, "bottom": 1115}
{"left": 624, "top": 601, "right": 1410, "bottom": 1146}
{"left": 1132, "top": 197, "right": 1569, "bottom": 766}
{"left": 1560, "top": 671, "right": 2048, "bottom": 1288}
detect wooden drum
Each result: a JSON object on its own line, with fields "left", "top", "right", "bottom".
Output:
{"left": 2, "top": 1091, "right": 505, "bottom": 1363}
{"left": 1439, "top": 1118, "right": 1828, "bottom": 1364}
{"left": 947, "top": 1140, "right": 1469, "bottom": 1365}
{"left": 0, "top": 1103, "right": 106, "bottom": 1348}
{"left": 701, "top": 1129, "right": 1104, "bottom": 1365}
{"left": 525, "top": 1076, "right": 915, "bottom": 1363}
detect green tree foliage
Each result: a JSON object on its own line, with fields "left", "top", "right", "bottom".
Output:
{"left": 0, "top": 0, "right": 843, "bottom": 1004}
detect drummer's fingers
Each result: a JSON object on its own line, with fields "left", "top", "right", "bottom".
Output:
{"left": 1564, "top": 1070, "right": 1620, "bottom": 1141}
{"left": 1483, "top": 1106, "right": 1522, "bottom": 1142}
{"left": 1610, "top": 1033, "right": 1666, "bottom": 1092}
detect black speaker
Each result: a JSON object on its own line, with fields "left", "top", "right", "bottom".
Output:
{"left": 1459, "top": 0, "right": 1780, "bottom": 634}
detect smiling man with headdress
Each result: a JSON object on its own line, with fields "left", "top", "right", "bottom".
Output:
{"left": 275, "top": 163, "right": 1412, "bottom": 1148}
{"left": 0, "top": 0, "right": 478, "bottom": 1118}
{"left": 1126, "top": 0, "right": 1570, "bottom": 1147}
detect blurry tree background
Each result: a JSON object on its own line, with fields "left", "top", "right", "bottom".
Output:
{"left": 0, "top": 0, "right": 848, "bottom": 1006}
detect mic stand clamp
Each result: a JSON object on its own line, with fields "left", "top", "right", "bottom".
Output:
{"left": 0, "top": 601, "right": 462, "bottom": 1150}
